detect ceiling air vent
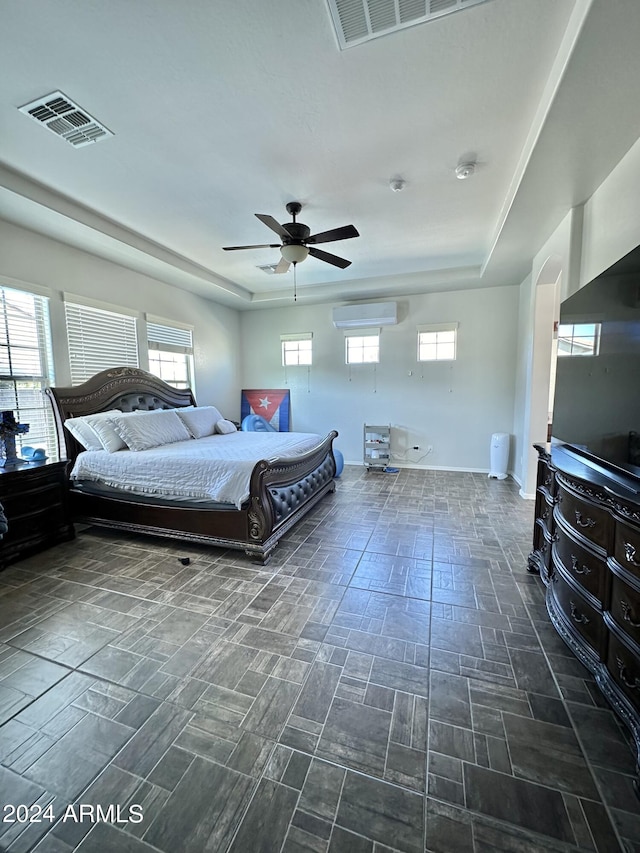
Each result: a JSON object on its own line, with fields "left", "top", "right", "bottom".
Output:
{"left": 18, "top": 91, "right": 113, "bottom": 148}
{"left": 327, "top": 0, "right": 493, "bottom": 49}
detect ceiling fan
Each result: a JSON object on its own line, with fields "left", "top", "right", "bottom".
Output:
{"left": 222, "top": 202, "right": 359, "bottom": 273}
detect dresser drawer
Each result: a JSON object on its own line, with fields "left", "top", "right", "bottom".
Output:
{"left": 609, "top": 570, "right": 640, "bottom": 648}
{"left": 614, "top": 519, "right": 640, "bottom": 580}
{"left": 535, "top": 492, "right": 554, "bottom": 537}
{"left": 556, "top": 483, "right": 612, "bottom": 550}
{"left": 553, "top": 523, "right": 608, "bottom": 603}
{"left": 550, "top": 569, "right": 606, "bottom": 659}
{"left": 606, "top": 627, "right": 640, "bottom": 714}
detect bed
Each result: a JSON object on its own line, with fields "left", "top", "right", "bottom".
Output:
{"left": 47, "top": 367, "right": 338, "bottom": 563}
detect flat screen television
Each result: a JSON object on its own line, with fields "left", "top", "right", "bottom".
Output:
{"left": 551, "top": 244, "right": 640, "bottom": 483}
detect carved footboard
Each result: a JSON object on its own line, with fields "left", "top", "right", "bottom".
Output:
{"left": 245, "top": 430, "right": 338, "bottom": 560}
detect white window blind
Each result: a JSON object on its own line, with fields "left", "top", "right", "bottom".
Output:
{"left": 147, "top": 320, "right": 193, "bottom": 354}
{"left": 65, "top": 301, "right": 139, "bottom": 385}
{"left": 0, "top": 285, "right": 57, "bottom": 457}
{"left": 146, "top": 317, "right": 194, "bottom": 389}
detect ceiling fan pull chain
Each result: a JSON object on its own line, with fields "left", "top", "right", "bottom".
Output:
{"left": 293, "top": 262, "right": 297, "bottom": 302}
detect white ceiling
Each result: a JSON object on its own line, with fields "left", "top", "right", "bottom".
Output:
{"left": 1, "top": 0, "right": 640, "bottom": 309}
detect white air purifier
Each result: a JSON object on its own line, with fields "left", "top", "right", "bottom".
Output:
{"left": 489, "top": 433, "right": 509, "bottom": 479}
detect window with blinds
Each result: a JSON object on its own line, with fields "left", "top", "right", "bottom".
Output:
{"left": 64, "top": 300, "right": 139, "bottom": 385}
{"left": 0, "top": 285, "right": 57, "bottom": 458}
{"left": 147, "top": 318, "right": 194, "bottom": 389}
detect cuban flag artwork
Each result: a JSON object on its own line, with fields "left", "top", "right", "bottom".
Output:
{"left": 241, "top": 389, "right": 291, "bottom": 431}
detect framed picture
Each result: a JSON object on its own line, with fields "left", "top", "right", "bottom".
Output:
{"left": 241, "top": 389, "right": 290, "bottom": 431}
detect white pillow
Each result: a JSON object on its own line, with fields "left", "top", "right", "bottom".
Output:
{"left": 64, "top": 416, "right": 104, "bottom": 451}
{"left": 65, "top": 410, "right": 132, "bottom": 453}
{"left": 109, "top": 409, "right": 191, "bottom": 451}
{"left": 176, "top": 406, "right": 223, "bottom": 439}
{"left": 216, "top": 418, "right": 237, "bottom": 435}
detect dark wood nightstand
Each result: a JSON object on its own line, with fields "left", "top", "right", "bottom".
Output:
{"left": 0, "top": 459, "right": 74, "bottom": 569}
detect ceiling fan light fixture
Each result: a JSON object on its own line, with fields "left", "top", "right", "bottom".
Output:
{"left": 281, "top": 244, "right": 309, "bottom": 264}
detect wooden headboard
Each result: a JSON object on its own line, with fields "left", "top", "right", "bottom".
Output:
{"left": 47, "top": 366, "right": 196, "bottom": 463}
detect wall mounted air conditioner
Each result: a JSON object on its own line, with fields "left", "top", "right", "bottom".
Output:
{"left": 332, "top": 302, "right": 397, "bottom": 329}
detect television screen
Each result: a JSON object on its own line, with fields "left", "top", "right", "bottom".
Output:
{"left": 552, "top": 245, "right": 640, "bottom": 478}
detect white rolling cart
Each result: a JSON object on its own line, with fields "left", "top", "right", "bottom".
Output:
{"left": 364, "top": 424, "right": 391, "bottom": 471}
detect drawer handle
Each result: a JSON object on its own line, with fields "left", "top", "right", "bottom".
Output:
{"left": 620, "top": 600, "right": 640, "bottom": 628}
{"left": 541, "top": 508, "right": 549, "bottom": 522}
{"left": 544, "top": 475, "right": 553, "bottom": 487}
{"left": 575, "top": 511, "right": 596, "bottom": 529}
{"left": 570, "top": 555, "right": 591, "bottom": 576}
{"left": 616, "top": 657, "right": 640, "bottom": 691}
{"left": 570, "top": 601, "right": 590, "bottom": 625}
{"left": 624, "top": 543, "right": 640, "bottom": 567}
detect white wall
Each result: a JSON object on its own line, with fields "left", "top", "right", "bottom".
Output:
{"left": 0, "top": 220, "right": 242, "bottom": 416}
{"left": 581, "top": 135, "right": 640, "bottom": 285}
{"left": 240, "top": 286, "right": 520, "bottom": 470}
{"left": 512, "top": 135, "right": 640, "bottom": 497}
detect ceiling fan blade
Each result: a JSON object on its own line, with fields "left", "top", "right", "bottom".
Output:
{"left": 274, "top": 257, "right": 291, "bottom": 274}
{"left": 222, "top": 243, "right": 281, "bottom": 251}
{"left": 306, "top": 224, "right": 359, "bottom": 244}
{"left": 308, "top": 246, "right": 352, "bottom": 269}
{"left": 255, "top": 214, "right": 295, "bottom": 239}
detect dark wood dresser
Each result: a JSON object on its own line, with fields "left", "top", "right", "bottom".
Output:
{"left": 529, "top": 443, "right": 640, "bottom": 788}
{"left": 0, "top": 459, "right": 74, "bottom": 569}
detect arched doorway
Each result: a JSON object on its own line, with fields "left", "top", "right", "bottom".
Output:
{"left": 521, "top": 255, "right": 562, "bottom": 498}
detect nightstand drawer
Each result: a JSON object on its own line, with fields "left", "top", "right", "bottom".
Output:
{"left": 1, "top": 482, "right": 63, "bottom": 517}
{"left": 0, "top": 460, "right": 73, "bottom": 568}
{"left": 3, "top": 503, "right": 66, "bottom": 540}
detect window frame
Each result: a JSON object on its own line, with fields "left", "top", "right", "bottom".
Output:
{"left": 557, "top": 322, "right": 601, "bottom": 357}
{"left": 147, "top": 316, "right": 195, "bottom": 389}
{"left": 64, "top": 294, "right": 139, "bottom": 385}
{"left": 344, "top": 328, "right": 380, "bottom": 364}
{"left": 0, "top": 282, "right": 57, "bottom": 458}
{"left": 417, "top": 322, "right": 458, "bottom": 362}
{"left": 281, "top": 332, "right": 313, "bottom": 367}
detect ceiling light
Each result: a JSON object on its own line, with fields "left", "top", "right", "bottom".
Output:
{"left": 281, "top": 244, "right": 309, "bottom": 264}
{"left": 455, "top": 162, "right": 476, "bottom": 180}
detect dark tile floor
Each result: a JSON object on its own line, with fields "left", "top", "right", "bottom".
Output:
{"left": 0, "top": 466, "right": 638, "bottom": 852}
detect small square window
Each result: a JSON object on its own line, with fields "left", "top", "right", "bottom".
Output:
{"left": 418, "top": 328, "right": 456, "bottom": 361}
{"left": 346, "top": 334, "right": 379, "bottom": 364}
{"left": 282, "top": 338, "right": 312, "bottom": 366}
